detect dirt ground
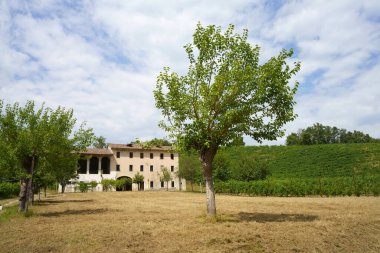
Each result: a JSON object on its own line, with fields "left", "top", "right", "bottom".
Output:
{"left": 0, "top": 192, "right": 379, "bottom": 253}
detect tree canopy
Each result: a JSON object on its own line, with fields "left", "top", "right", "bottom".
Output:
{"left": 159, "top": 166, "right": 173, "bottom": 191}
{"left": 286, "top": 123, "right": 379, "bottom": 145}
{"left": 93, "top": 136, "right": 107, "bottom": 148}
{"left": 154, "top": 23, "right": 300, "bottom": 216}
{"left": 0, "top": 100, "right": 94, "bottom": 211}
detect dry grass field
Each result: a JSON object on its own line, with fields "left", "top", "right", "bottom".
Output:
{"left": 0, "top": 192, "right": 379, "bottom": 253}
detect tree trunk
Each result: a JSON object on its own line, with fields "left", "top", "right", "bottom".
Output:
{"left": 18, "top": 178, "right": 28, "bottom": 212}
{"left": 28, "top": 179, "right": 34, "bottom": 204}
{"left": 44, "top": 186, "right": 47, "bottom": 197}
{"left": 19, "top": 155, "right": 35, "bottom": 212}
{"left": 61, "top": 183, "right": 66, "bottom": 194}
{"left": 38, "top": 188, "right": 41, "bottom": 201}
{"left": 166, "top": 182, "right": 168, "bottom": 191}
{"left": 191, "top": 182, "right": 194, "bottom": 192}
{"left": 200, "top": 148, "right": 217, "bottom": 217}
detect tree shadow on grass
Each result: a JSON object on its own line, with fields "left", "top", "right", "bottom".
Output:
{"left": 40, "top": 208, "right": 109, "bottom": 217}
{"left": 221, "top": 212, "right": 318, "bottom": 223}
{"left": 35, "top": 199, "right": 94, "bottom": 206}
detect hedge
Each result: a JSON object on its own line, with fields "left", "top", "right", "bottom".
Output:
{"left": 0, "top": 182, "right": 20, "bottom": 199}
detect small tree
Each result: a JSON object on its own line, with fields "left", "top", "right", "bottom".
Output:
{"left": 237, "top": 157, "right": 270, "bottom": 181}
{"left": 133, "top": 173, "right": 144, "bottom": 191}
{"left": 101, "top": 179, "right": 116, "bottom": 192}
{"left": 178, "top": 152, "right": 203, "bottom": 191}
{"left": 154, "top": 23, "right": 300, "bottom": 216}
{"left": 159, "top": 167, "right": 173, "bottom": 191}
{"left": 212, "top": 155, "right": 231, "bottom": 182}
{"left": 115, "top": 178, "right": 131, "bottom": 191}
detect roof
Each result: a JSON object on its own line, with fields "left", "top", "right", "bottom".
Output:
{"left": 80, "top": 148, "right": 113, "bottom": 156}
{"left": 108, "top": 143, "right": 174, "bottom": 152}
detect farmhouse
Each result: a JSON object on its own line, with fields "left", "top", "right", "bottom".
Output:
{"left": 61, "top": 143, "right": 185, "bottom": 192}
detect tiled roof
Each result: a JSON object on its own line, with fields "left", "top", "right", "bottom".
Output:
{"left": 108, "top": 143, "right": 174, "bottom": 152}
{"left": 80, "top": 148, "right": 113, "bottom": 155}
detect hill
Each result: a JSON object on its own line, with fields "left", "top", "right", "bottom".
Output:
{"left": 218, "top": 143, "right": 380, "bottom": 179}
{"left": 182, "top": 143, "right": 380, "bottom": 196}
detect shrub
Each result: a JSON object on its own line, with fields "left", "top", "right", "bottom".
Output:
{"left": 0, "top": 182, "right": 20, "bottom": 198}
{"left": 115, "top": 179, "right": 127, "bottom": 189}
{"left": 101, "top": 179, "right": 116, "bottom": 192}
{"left": 89, "top": 181, "right": 98, "bottom": 191}
{"left": 78, "top": 182, "right": 88, "bottom": 193}
{"left": 236, "top": 157, "right": 270, "bottom": 182}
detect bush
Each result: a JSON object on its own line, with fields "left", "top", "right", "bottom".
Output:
{"left": 78, "top": 182, "right": 88, "bottom": 193}
{"left": 115, "top": 179, "right": 127, "bottom": 189}
{"left": 0, "top": 182, "right": 20, "bottom": 198}
{"left": 89, "top": 181, "right": 98, "bottom": 191}
{"left": 236, "top": 157, "right": 270, "bottom": 182}
{"left": 101, "top": 179, "right": 116, "bottom": 192}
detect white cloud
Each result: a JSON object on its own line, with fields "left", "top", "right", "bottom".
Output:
{"left": 0, "top": 0, "right": 379, "bottom": 146}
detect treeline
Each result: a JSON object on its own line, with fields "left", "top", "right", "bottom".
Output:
{"left": 286, "top": 123, "right": 379, "bottom": 145}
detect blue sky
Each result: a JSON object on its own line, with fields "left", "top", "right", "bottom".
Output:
{"left": 1, "top": 0, "right": 380, "bottom": 145}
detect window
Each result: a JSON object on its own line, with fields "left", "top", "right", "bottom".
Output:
{"left": 116, "top": 165, "right": 120, "bottom": 171}
{"left": 171, "top": 153, "right": 174, "bottom": 160}
{"left": 150, "top": 165, "right": 153, "bottom": 172}
{"left": 171, "top": 166, "right": 174, "bottom": 172}
{"left": 171, "top": 181, "right": 175, "bottom": 188}
{"left": 160, "top": 153, "right": 164, "bottom": 159}
{"left": 140, "top": 165, "right": 144, "bottom": 172}
{"left": 150, "top": 153, "right": 153, "bottom": 159}
{"left": 140, "top": 153, "right": 144, "bottom": 159}
{"left": 129, "top": 165, "right": 133, "bottom": 172}
{"left": 116, "top": 152, "right": 120, "bottom": 158}
{"left": 161, "top": 181, "right": 164, "bottom": 188}
{"left": 129, "top": 152, "right": 133, "bottom": 158}
{"left": 150, "top": 181, "right": 153, "bottom": 189}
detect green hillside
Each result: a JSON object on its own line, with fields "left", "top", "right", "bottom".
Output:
{"left": 219, "top": 143, "right": 380, "bottom": 179}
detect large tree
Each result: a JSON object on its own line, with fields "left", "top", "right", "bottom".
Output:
{"left": 0, "top": 100, "right": 94, "bottom": 212}
{"left": 154, "top": 23, "right": 300, "bottom": 216}
{"left": 93, "top": 136, "right": 107, "bottom": 148}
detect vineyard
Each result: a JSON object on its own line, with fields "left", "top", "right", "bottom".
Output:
{"left": 222, "top": 143, "right": 380, "bottom": 179}
{"left": 190, "top": 143, "right": 380, "bottom": 196}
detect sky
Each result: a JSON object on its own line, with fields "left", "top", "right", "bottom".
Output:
{"left": 1, "top": 0, "right": 380, "bottom": 145}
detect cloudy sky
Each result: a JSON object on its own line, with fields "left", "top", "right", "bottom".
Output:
{"left": 1, "top": 0, "right": 379, "bottom": 145}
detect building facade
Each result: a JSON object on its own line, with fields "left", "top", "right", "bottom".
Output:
{"left": 61, "top": 143, "right": 185, "bottom": 192}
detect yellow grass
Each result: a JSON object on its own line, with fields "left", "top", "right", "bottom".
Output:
{"left": 0, "top": 192, "right": 379, "bottom": 252}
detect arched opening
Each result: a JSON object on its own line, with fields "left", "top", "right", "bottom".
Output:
{"left": 89, "top": 157, "right": 99, "bottom": 174}
{"left": 116, "top": 176, "right": 132, "bottom": 191}
{"left": 101, "top": 157, "right": 110, "bottom": 174}
{"left": 78, "top": 158, "right": 87, "bottom": 174}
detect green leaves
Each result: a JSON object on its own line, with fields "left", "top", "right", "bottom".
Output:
{"left": 154, "top": 23, "right": 301, "bottom": 151}
{"left": 0, "top": 99, "right": 94, "bottom": 184}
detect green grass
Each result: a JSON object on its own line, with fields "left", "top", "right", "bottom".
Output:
{"left": 0, "top": 203, "right": 37, "bottom": 222}
{"left": 219, "top": 143, "right": 380, "bottom": 179}
{"left": 0, "top": 205, "right": 19, "bottom": 222}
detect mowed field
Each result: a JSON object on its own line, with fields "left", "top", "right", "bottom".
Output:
{"left": 0, "top": 192, "right": 379, "bottom": 253}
